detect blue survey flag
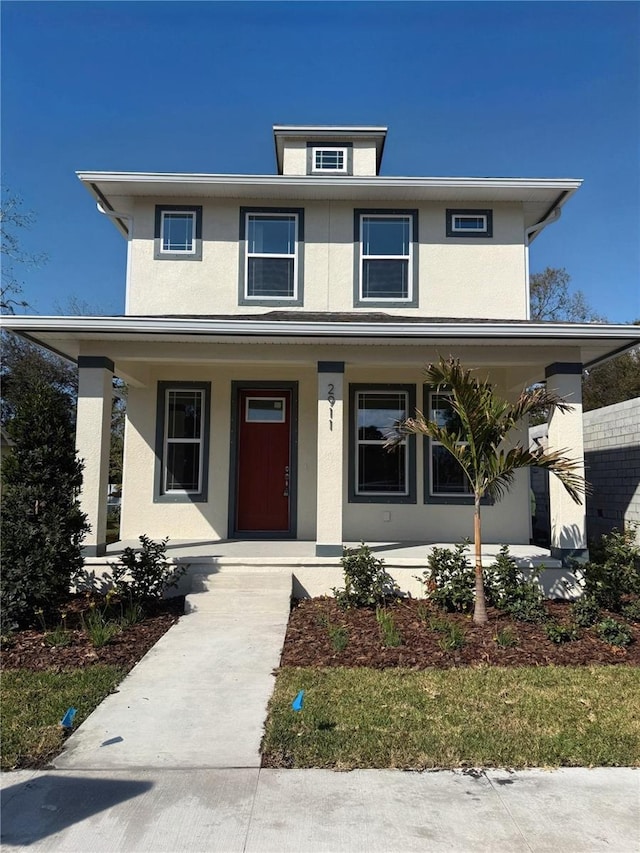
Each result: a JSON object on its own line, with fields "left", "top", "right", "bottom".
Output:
{"left": 292, "top": 690, "right": 304, "bottom": 711}
{"left": 60, "top": 708, "right": 77, "bottom": 729}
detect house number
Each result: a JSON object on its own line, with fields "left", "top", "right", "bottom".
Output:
{"left": 327, "top": 383, "right": 335, "bottom": 431}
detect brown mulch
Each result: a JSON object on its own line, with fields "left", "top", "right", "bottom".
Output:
{"left": 280, "top": 597, "right": 640, "bottom": 669}
{"left": 1, "top": 596, "right": 185, "bottom": 672}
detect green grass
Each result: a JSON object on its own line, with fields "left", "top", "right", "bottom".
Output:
{"left": 1, "top": 666, "right": 126, "bottom": 770}
{"left": 262, "top": 666, "right": 640, "bottom": 770}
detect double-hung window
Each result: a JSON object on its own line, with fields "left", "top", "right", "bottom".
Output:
{"left": 354, "top": 210, "right": 418, "bottom": 306}
{"left": 239, "top": 208, "right": 304, "bottom": 305}
{"left": 349, "top": 385, "right": 416, "bottom": 503}
{"left": 426, "top": 391, "right": 473, "bottom": 501}
{"left": 155, "top": 382, "right": 210, "bottom": 502}
{"left": 154, "top": 206, "right": 203, "bottom": 260}
{"left": 446, "top": 208, "right": 493, "bottom": 238}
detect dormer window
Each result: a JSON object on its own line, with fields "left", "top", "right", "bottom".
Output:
{"left": 446, "top": 209, "right": 493, "bottom": 238}
{"left": 312, "top": 147, "right": 347, "bottom": 173}
{"left": 154, "top": 205, "right": 203, "bottom": 260}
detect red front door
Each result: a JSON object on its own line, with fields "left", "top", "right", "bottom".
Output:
{"left": 235, "top": 389, "right": 292, "bottom": 533}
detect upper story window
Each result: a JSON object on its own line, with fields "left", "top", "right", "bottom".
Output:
{"left": 239, "top": 208, "right": 304, "bottom": 306}
{"left": 312, "top": 147, "right": 347, "bottom": 173}
{"left": 306, "top": 141, "right": 353, "bottom": 175}
{"left": 354, "top": 209, "right": 418, "bottom": 307}
{"left": 154, "top": 205, "right": 203, "bottom": 260}
{"left": 446, "top": 208, "right": 493, "bottom": 238}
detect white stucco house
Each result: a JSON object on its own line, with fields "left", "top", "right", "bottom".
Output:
{"left": 5, "top": 125, "right": 639, "bottom": 584}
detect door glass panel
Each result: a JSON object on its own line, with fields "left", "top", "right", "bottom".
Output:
{"left": 246, "top": 397, "right": 286, "bottom": 423}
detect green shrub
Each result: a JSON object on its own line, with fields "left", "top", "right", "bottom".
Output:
{"left": 108, "top": 535, "right": 185, "bottom": 605}
{"left": 596, "top": 618, "right": 633, "bottom": 647}
{"left": 484, "top": 545, "right": 520, "bottom": 609}
{"left": 571, "top": 595, "right": 601, "bottom": 628}
{"left": 424, "top": 542, "right": 474, "bottom": 613}
{"left": 82, "top": 607, "right": 121, "bottom": 648}
{"left": 582, "top": 526, "right": 640, "bottom": 611}
{"left": 621, "top": 599, "right": 640, "bottom": 623}
{"left": 376, "top": 607, "right": 402, "bottom": 647}
{"left": 494, "top": 626, "right": 519, "bottom": 648}
{"left": 545, "top": 622, "right": 580, "bottom": 644}
{"left": 333, "top": 544, "right": 399, "bottom": 609}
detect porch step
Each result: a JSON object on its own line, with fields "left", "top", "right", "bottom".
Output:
{"left": 185, "top": 570, "right": 293, "bottom": 616}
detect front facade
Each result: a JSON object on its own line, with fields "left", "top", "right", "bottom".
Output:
{"left": 6, "top": 126, "right": 639, "bottom": 561}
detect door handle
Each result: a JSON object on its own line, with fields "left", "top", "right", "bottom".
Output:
{"left": 283, "top": 465, "right": 289, "bottom": 497}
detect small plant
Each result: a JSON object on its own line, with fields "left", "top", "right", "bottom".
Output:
{"left": 327, "top": 623, "right": 349, "bottom": 653}
{"left": 437, "top": 622, "right": 466, "bottom": 652}
{"left": 108, "top": 535, "right": 185, "bottom": 606}
{"left": 545, "top": 622, "right": 580, "bottom": 644}
{"left": 333, "top": 544, "right": 399, "bottom": 609}
{"left": 119, "top": 599, "right": 145, "bottom": 628}
{"left": 621, "top": 599, "right": 640, "bottom": 623}
{"left": 494, "top": 626, "right": 519, "bottom": 648}
{"left": 485, "top": 545, "right": 520, "bottom": 609}
{"left": 596, "top": 618, "right": 633, "bottom": 648}
{"left": 502, "top": 582, "right": 547, "bottom": 623}
{"left": 424, "top": 542, "right": 474, "bottom": 613}
{"left": 44, "top": 622, "right": 72, "bottom": 648}
{"left": 82, "top": 607, "right": 121, "bottom": 648}
{"left": 428, "top": 614, "right": 451, "bottom": 633}
{"left": 376, "top": 607, "right": 402, "bottom": 647}
{"left": 582, "top": 525, "right": 640, "bottom": 612}
{"left": 571, "top": 595, "right": 601, "bottom": 628}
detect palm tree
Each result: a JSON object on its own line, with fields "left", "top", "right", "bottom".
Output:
{"left": 388, "top": 357, "right": 586, "bottom": 625}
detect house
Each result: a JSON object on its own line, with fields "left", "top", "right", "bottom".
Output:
{"left": 4, "top": 125, "right": 639, "bottom": 589}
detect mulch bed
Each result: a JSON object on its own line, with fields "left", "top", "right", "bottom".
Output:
{"left": 1, "top": 596, "right": 184, "bottom": 672}
{"left": 280, "top": 597, "right": 640, "bottom": 668}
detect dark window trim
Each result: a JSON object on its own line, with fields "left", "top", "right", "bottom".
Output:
{"left": 446, "top": 208, "right": 493, "bottom": 239}
{"left": 154, "top": 381, "right": 211, "bottom": 503}
{"left": 349, "top": 383, "right": 417, "bottom": 504}
{"left": 422, "top": 386, "right": 491, "bottom": 505}
{"left": 154, "top": 205, "right": 203, "bottom": 260}
{"left": 306, "top": 141, "right": 353, "bottom": 175}
{"left": 228, "top": 380, "right": 299, "bottom": 539}
{"left": 238, "top": 207, "right": 305, "bottom": 307}
{"left": 353, "top": 209, "right": 419, "bottom": 308}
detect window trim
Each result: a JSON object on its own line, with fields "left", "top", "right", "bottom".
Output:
{"left": 154, "top": 381, "right": 211, "bottom": 503}
{"left": 353, "top": 209, "right": 419, "bottom": 307}
{"left": 154, "top": 205, "right": 203, "bottom": 260}
{"left": 349, "top": 383, "right": 417, "bottom": 504}
{"left": 306, "top": 141, "right": 353, "bottom": 175}
{"left": 238, "top": 207, "right": 305, "bottom": 306}
{"left": 446, "top": 208, "right": 493, "bottom": 238}
{"left": 311, "top": 146, "right": 348, "bottom": 173}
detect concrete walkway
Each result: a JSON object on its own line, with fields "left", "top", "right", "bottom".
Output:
{"left": 53, "top": 570, "right": 293, "bottom": 769}
{"left": 2, "top": 570, "right": 638, "bottom": 851}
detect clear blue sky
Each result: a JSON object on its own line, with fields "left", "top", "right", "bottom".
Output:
{"left": 2, "top": 1, "right": 639, "bottom": 321}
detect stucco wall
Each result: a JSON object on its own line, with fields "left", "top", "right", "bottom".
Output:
{"left": 125, "top": 198, "right": 527, "bottom": 319}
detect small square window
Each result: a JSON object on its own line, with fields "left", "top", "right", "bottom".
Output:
{"left": 154, "top": 206, "right": 203, "bottom": 260}
{"left": 354, "top": 210, "right": 418, "bottom": 306}
{"left": 446, "top": 209, "right": 493, "bottom": 238}
{"left": 312, "top": 147, "right": 347, "bottom": 173}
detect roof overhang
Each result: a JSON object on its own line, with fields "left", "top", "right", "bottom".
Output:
{"left": 77, "top": 172, "right": 582, "bottom": 239}
{"left": 4, "top": 315, "right": 637, "bottom": 375}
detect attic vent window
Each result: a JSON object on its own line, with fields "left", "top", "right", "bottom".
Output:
{"left": 446, "top": 209, "right": 493, "bottom": 238}
{"left": 312, "top": 147, "right": 347, "bottom": 173}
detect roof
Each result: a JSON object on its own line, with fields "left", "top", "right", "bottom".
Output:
{"left": 272, "top": 124, "right": 388, "bottom": 174}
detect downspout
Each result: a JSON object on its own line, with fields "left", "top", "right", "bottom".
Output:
{"left": 96, "top": 202, "right": 134, "bottom": 315}
{"left": 524, "top": 203, "right": 564, "bottom": 320}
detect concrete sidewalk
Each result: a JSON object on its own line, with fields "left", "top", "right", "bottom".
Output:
{"left": 2, "top": 767, "right": 638, "bottom": 851}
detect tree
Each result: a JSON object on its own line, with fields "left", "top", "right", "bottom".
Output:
{"left": 582, "top": 327, "right": 640, "bottom": 412}
{"left": 389, "top": 358, "right": 586, "bottom": 625}
{"left": 1, "top": 344, "right": 89, "bottom": 631}
{"left": 0, "top": 189, "right": 46, "bottom": 313}
{"left": 530, "top": 267, "right": 603, "bottom": 323}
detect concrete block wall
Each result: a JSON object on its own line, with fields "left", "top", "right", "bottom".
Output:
{"left": 529, "top": 398, "right": 640, "bottom": 547}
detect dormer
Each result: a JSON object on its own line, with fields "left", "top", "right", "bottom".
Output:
{"left": 273, "top": 125, "right": 387, "bottom": 177}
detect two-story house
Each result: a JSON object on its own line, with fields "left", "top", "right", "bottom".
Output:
{"left": 6, "top": 125, "right": 639, "bottom": 582}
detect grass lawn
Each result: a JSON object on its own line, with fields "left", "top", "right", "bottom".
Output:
{"left": 1, "top": 666, "right": 126, "bottom": 770}
{"left": 262, "top": 666, "right": 640, "bottom": 770}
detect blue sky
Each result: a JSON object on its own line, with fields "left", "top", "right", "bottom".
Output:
{"left": 2, "top": 1, "right": 639, "bottom": 321}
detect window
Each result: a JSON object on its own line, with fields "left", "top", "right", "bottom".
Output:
{"left": 446, "top": 208, "right": 493, "bottom": 238}
{"left": 239, "top": 208, "right": 304, "bottom": 305}
{"left": 354, "top": 210, "right": 418, "bottom": 306}
{"left": 349, "top": 384, "right": 416, "bottom": 503}
{"left": 154, "top": 382, "right": 210, "bottom": 502}
{"left": 154, "top": 206, "right": 203, "bottom": 260}
{"left": 312, "top": 147, "right": 347, "bottom": 173}
{"left": 425, "top": 391, "right": 473, "bottom": 502}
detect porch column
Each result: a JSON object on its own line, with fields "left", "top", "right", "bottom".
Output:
{"left": 77, "top": 356, "right": 114, "bottom": 557}
{"left": 545, "top": 362, "right": 587, "bottom": 563}
{"left": 316, "top": 362, "right": 344, "bottom": 556}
